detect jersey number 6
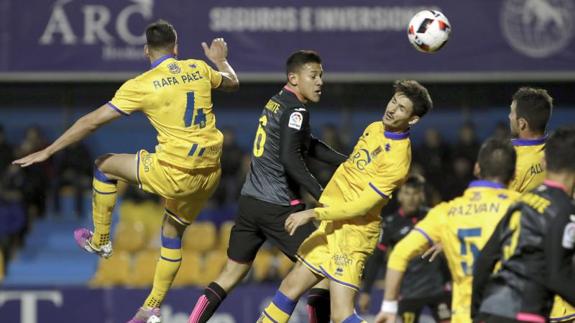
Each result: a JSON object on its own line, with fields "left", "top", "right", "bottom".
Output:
{"left": 253, "top": 115, "right": 268, "bottom": 157}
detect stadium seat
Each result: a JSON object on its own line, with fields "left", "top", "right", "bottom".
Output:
{"left": 183, "top": 222, "right": 217, "bottom": 253}
{"left": 113, "top": 221, "right": 147, "bottom": 254}
{"left": 119, "top": 200, "right": 163, "bottom": 241}
{"left": 252, "top": 249, "right": 274, "bottom": 282}
{"left": 0, "top": 250, "right": 4, "bottom": 282}
{"left": 172, "top": 251, "right": 203, "bottom": 287}
{"left": 125, "top": 249, "right": 159, "bottom": 287}
{"left": 217, "top": 221, "right": 234, "bottom": 250}
{"left": 200, "top": 250, "right": 227, "bottom": 285}
{"left": 89, "top": 251, "right": 131, "bottom": 287}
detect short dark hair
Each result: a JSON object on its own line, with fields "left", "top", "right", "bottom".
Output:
{"left": 545, "top": 126, "right": 575, "bottom": 173}
{"left": 512, "top": 87, "right": 553, "bottom": 133}
{"left": 286, "top": 50, "right": 322, "bottom": 75}
{"left": 393, "top": 80, "right": 433, "bottom": 118}
{"left": 477, "top": 137, "right": 517, "bottom": 184}
{"left": 402, "top": 174, "right": 426, "bottom": 191}
{"left": 146, "top": 20, "right": 177, "bottom": 50}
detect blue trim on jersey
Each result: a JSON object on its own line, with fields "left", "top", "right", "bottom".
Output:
{"left": 94, "top": 168, "right": 117, "bottom": 184}
{"left": 151, "top": 54, "right": 175, "bottom": 68}
{"left": 93, "top": 188, "right": 117, "bottom": 195}
{"left": 160, "top": 256, "right": 182, "bottom": 262}
{"left": 369, "top": 182, "right": 389, "bottom": 199}
{"left": 384, "top": 130, "right": 409, "bottom": 140}
{"left": 319, "top": 265, "right": 360, "bottom": 291}
{"left": 271, "top": 291, "right": 297, "bottom": 315}
{"left": 161, "top": 235, "right": 182, "bottom": 249}
{"left": 550, "top": 312, "right": 575, "bottom": 322}
{"left": 511, "top": 136, "right": 547, "bottom": 146}
{"left": 414, "top": 228, "right": 434, "bottom": 246}
{"left": 106, "top": 102, "right": 129, "bottom": 116}
{"left": 468, "top": 180, "right": 505, "bottom": 189}
{"left": 296, "top": 255, "right": 323, "bottom": 275}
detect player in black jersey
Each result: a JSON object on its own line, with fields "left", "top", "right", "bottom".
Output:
{"left": 188, "top": 50, "right": 346, "bottom": 323}
{"left": 472, "top": 127, "right": 575, "bottom": 323}
{"left": 359, "top": 175, "right": 451, "bottom": 323}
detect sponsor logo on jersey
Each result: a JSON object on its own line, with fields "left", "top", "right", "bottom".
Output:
{"left": 288, "top": 112, "right": 303, "bottom": 130}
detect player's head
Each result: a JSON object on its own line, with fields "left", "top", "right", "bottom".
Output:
{"left": 145, "top": 20, "right": 178, "bottom": 58}
{"left": 286, "top": 50, "right": 323, "bottom": 103}
{"left": 475, "top": 137, "right": 516, "bottom": 186}
{"left": 383, "top": 80, "right": 433, "bottom": 131}
{"left": 398, "top": 174, "right": 426, "bottom": 214}
{"left": 509, "top": 87, "right": 553, "bottom": 138}
{"left": 544, "top": 126, "right": 575, "bottom": 192}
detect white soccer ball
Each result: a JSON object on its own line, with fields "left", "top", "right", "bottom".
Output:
{"left": 407, "top": 10, "right": 451, "bottom": 53}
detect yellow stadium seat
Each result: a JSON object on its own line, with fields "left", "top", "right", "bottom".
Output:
{"left": 217, "top": 221, "right": 234, "bottom": 250}
{"left": 113, "top": 221, "right": 147, "bottom": 254}
{"left": 200, "top": 250, "right": 228, "bottom": 285}
{"left": 125, "top": 249, "right": 159, "bottom": 287}
{"left": 252, "top": 249, "right": 274, "bottom": 282}
{"left": 183, "top": 222, "right": 217, "bottom": 253}
{"left": 119, "top": 200, "right": 163, "bottom": 242}
{"left": 0, "top": 250, "right": 4, "bottom": 282}
{"left": 89, "top": 251, "right": 131, "bottom": 287}
{"left": 172, "top": 251, "right": 203, "bottom": 287}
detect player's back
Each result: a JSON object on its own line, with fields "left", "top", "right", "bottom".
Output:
{"left": 109, "top": 56, "right": 224, "bottom": 170}
{"left": 431, "top": 181, "right": 519, "bottom": 321}
{"left": 509, "top": 137, "right": 545, "bottom": 193}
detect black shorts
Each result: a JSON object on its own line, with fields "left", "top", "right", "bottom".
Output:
{"left": 227, "top": 195, "right": 316, "bottom": 263}
{"left": 398, "top": 292, "right": 452, "bottom": 323}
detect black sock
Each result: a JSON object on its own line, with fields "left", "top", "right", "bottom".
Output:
{"left": 307, "top": 288, "right": 331, "bottom": 323}
{"left": 189, "top": 282, "right": 227, "bottom": 323}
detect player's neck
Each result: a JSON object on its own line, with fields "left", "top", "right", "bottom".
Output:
{"left": 148, "top": 52, "right": 175, "bottom": 65}
{"left": 519, "top": 130, "right": 545, "bottom": 140}
{"left": 283, "top": 84, "right": 307, "bottom": 103}
{"left": 545, "top": 172, "right": 575, "bottom": 196}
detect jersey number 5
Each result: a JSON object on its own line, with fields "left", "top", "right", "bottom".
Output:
{"left": 252, "top": 115, "right": 268, "bottom": 157}
{"left": 184, "top": 92, "right": 206, "bottom": 128}
{"left": 458, "top": 227, "right": 481, "bottom": 275}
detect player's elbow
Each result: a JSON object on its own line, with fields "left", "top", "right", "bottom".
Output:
{"left": 219, "top": 76, "right": 239, "bottom": 92}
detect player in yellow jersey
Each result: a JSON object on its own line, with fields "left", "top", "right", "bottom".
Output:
{"left": 508, "top": 87, "right": 552, "bottom": 193}
{"left": 257, "top": 80, "right": 433, "bottom": 323}
{"left": 12, "top": 20, "right": 239, "bottom": 323}
{"left": 375, "top": 138, "right": 520, "bottom": 323}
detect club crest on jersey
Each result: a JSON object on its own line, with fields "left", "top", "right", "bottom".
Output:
{"left": 288, "top": 112, "right": 303, "bottom": 130}
{"left": 562, "top": 221, "right": 575, "bottom": 249}
{"left": 168, "top": 62, "right": 181, "bottom": 74}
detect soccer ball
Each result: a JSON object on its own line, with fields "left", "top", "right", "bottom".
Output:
{"left": 407, "top": 10, "right": 451, "bottom": 53}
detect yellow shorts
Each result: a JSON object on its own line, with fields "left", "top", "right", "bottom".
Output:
{"left": 297, "top": 219, "right": 380, "bottom": 291}
{"left": 136, "top": 149, "right": 221, "bottom": 225}
{"left": 550, "top": 296, "right": 575, "bottom": 322}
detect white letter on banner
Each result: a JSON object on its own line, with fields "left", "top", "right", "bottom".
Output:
{"left": 116, "top": 0, "right": 153, "bottom": 45}
{"left": 39, "top": 0, "right": 77, "bottom": 44}
{"left": 0, "top": 291, "right": 63, "bottom": 323}
{"left": 83, "top": 5, "right": 113, "bottom": 45}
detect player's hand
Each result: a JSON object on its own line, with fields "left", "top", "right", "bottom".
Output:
{"left": 358, "top": 292, "right": 371, "bottom": 314}
{"left": 285, "top": 209, "right": 316, "bottom": 236}
{"left": 12, "top": 149, "right": 52, "bottom": 167}
{"left": 374, "top": 311, "right": 396, "bottom": 323}
{"left": 202, "top": 38, "right": 228, "bottom": 64}
{"left": 422, "top": 242, "right": 443, "bottom": 262}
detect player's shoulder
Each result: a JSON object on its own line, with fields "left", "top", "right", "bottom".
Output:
{"left": 364, "top": 121, "right": 383, "bottom": 134}
{"left": 275, "top": 89, "right": 306, "bottom": 112}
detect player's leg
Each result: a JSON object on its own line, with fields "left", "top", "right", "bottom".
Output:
{"left": 328, "top": 281, "right": 366, "bottom": 323}
{"left": 188, "top": 196, "right": 266, "bottom": 323}
{"left": 259, "top": 261, "right": 324, "bottom": 323}
{"left": 260, "top": 202, "right": 332, "bottom": 323}
{"left": 74, "top": 153, "right": 138, "bottom": 256}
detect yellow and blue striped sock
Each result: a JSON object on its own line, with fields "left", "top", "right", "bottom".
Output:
{"left": 260, "top": 291, "right": 297, "bottom": 323}
{"left": 91, "top": 168, "right": 117, "bottom": 247}
{"left": 144, "top": 235, "right": 182, "bottom": 309}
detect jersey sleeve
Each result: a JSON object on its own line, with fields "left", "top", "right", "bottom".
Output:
{"left": 108, "top": 79, "right": 144, "bottom": 115}
{"left": 413, "top": 204, "right": 446, "bottom": 244}
{"left": 197, "top": 60, "right": 223, "bottom": 89}
{"left": 314, "top": 186, "right": 385, "bottom": 221}
{"left": 387, "top": 228, "right": 433, "bottom": 272}
{"left": 369, "top": 148, "right": 410, "bottom": 199}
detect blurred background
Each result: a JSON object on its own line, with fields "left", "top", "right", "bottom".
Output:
{"left": 1, "top": 1, "right": 574, "bottom": 322}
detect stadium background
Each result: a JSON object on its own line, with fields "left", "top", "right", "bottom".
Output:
{"left": 1, "top": 1, "right": 574, "bottom": 322}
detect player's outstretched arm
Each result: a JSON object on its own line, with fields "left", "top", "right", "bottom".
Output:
{"left": 309, "top": 136, "right": 347, "bottom": 166}
{"left": 202, "top": 38, "right": 239, "bottom": 92}
{"left": 12, "top": 104, "right": 122, "bottom": 167}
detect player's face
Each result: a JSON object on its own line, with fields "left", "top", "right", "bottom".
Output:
{"left": 398, "top": 186, "right": 425, "bottom": 214}
{"left": 383, "top": 92, "right": 419, "bottom": 131}
{"left": 509, "top": 100, "right": 520, "bottom": 137}
{"left": 291, "top": 63, "right": 323, "bottom": 103}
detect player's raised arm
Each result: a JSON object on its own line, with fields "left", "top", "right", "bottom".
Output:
{"left": 308, "top": 135, "right": 347, "bottom": 166}
{"left": 202, "top": 38, "right": 239, "bottom": 92}
{"left": 12, "top": 104, "right": 122, "bottom": 167}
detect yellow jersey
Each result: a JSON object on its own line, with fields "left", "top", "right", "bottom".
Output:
{"left": 315, "top": 121, "right": 411, "bottom": 222}
{"left": 388, "top": 181, "right": 520, "bottom": 323}
{"left": 109, "top": 54, "right": 223, "bottom": 169}
{"left": 509, "top": 137, "right": 546, "bottom": 193}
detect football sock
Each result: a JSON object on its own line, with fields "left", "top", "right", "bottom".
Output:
{"left": 91, "top": 168, "right": 117, "bottom": 247}
{"left": 307, "top": 288, "right": 331, "bottom": 323}
{"left": 260, "top": 291, "right": 297, "bottom": 323}
{"left": 144, "top": 235, "right": 182, "bottom": 309}
{"left": 188, "top": 282, "right": 227, "bottom": 323}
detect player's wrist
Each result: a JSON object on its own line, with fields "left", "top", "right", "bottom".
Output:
{"left": 381, "top": 300, "right": 398, "bottom": 314}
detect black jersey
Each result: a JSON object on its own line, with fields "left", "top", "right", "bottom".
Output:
{"left": 362, "top": 207, "right": 450, "bottom": 300}
{"left": 241, "top": 87, "right": 346, "bottom": 206}
{"left": 473, "top": 182, "right": 575, "bottom": 320}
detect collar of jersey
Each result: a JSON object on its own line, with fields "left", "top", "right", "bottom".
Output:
{"left": 511, "top": 136, "right": 547, "bottom": 147}
{"left": 544, "top": 179, "right": 568, "bottom": 193}
{"left": 384, "top": 130, "right": 409, "bottom": 140}
{"left": 468, "top": 180, "right": 505, "bottom": 189}
{"left": 150, "top": 54, "right": 175, "bottom": 68}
